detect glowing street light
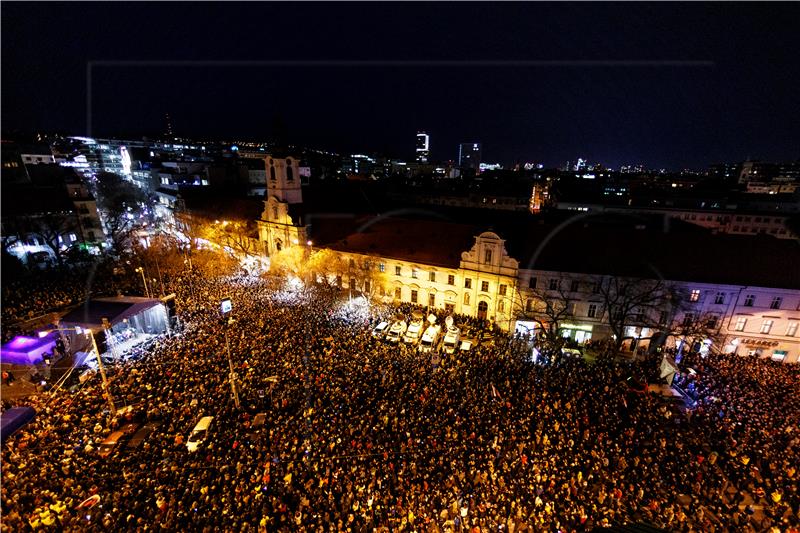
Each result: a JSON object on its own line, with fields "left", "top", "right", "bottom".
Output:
{"left": 135, "top": 266, "right": 151, "bottom": 298}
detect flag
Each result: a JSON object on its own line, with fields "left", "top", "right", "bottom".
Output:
{"left": 660, "top": 356, "right": 677, "bottom": 385}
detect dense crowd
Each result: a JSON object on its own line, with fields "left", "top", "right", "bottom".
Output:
{"left": 1, "top": 273, "right": 799, "bottom": 532}
{"left": 1, "top": 262, "right": 143, "bottom": 338}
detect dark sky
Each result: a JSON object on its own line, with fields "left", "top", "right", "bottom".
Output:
{"left": 3, "top": 2, "right": 799, "bottom": 169}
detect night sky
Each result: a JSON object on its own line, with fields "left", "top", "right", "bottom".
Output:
{"left": 3, "top": 2, "right": 799, "bottom": 169}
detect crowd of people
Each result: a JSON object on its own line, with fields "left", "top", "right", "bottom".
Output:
{"left": 1, "top": 272, "right": 799, "bottom": 532}
{"left": 1, "top": 261, "right": 145, "bottom": 340}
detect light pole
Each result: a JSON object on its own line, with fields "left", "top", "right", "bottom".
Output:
{"left": 220, "top": 298, "right": 240, "bottom": 409}
{"left": 135, "top": 267, "right": 151, "bottom": 298}
{"left": 39, "top": 327, "right": 116, "bottom": 417}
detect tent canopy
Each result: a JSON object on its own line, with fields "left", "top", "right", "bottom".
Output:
{"left": 59, "top": 296, "right": 163, "bottom": 332}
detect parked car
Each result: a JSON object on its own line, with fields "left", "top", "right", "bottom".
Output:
{"left": 371, "top": 321, "right": 389, "bottom": 339}
{"left": 187, "top": 416, "right": 214, "bottom": 452}
{"left": 97, "top": 431, "right": 126, "bottom": 458}
{"left": 126, "top": 422, "right": 161, "bottom": 449}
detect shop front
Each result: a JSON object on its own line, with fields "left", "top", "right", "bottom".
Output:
{"left": 722, "top": 337, "right": 798, "bottom": 364}
{"left": 559, "top": 323, "right": 593, "bottom": 344}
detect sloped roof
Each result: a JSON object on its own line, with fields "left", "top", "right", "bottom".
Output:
{"left": 327, "top": 216, "right": 481, "bottom": 268}
{"left": 322, "top": 211, "right": 800, "bottom": 289}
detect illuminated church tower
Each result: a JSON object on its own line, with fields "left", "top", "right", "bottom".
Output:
{"left": 258, "top": 155, "right": 308, "bottom": 256}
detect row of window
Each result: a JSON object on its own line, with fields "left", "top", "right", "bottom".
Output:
{"left": 734, "top": 317, "right": 798, "bottom": 336}
{"left": 688, "top": 290, "right": 784, "bottom": 309}
{"left": 392, "top": 264, "right": 510, "bottom": 294}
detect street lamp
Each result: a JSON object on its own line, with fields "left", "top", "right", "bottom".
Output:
{"left": 38, "top": 327, "right": 116, "bottom": 417}
{"left": 135, "top": 266, "right": 151, "bottom": 298}
{"left": 220, "top": 299, "right": 241, "bottom": 409}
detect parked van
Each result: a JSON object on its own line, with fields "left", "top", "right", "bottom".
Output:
{"left": 403, "top": 317, "right": 425, "bottom": 345}
{"left": 418, "top": 325, "right": 442, "bottom": 354}
{"left": 371, "top": 321, "right": 389, "bottom": 339}
{"left": 442, "top": 326, "right": 461, "bottom": 354}
{"left": 187, "top": 416, "right": 214, "bottom": 452}
{"left": 386, "top": 320, "right": 407, "bottom": 344}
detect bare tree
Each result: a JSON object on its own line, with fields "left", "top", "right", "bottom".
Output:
{"left": 596, "top": 275, "right": 677, "bottom": 353}
{"left": 95, "top": 172, "right": 150, "bottom": 254}
{"left": 202, "top": 219, "right": 260, "bottom": 258}
{"left": 513, "top": 277, "right": 578, "bottom": 352}
{"left": 20, "top": 211, "right": 77, "bottom": 266}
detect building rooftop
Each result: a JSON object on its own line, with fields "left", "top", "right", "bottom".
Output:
{"left": 323, "top": 210, "right": 800, "bottom": 289}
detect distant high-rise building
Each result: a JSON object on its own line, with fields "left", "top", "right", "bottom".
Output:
{"left": 415, "top": 132, "right": 430, "bottom": 164}
{"left": 164, "top": 113, "right": 174, "bottom": 138}
{"left": 458, "top": 143, "right": 482, "bottom": 172}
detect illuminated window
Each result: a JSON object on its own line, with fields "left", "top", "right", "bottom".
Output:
{"left": 787, "top": 322, "right": 798, "bottom": 337}
{"left": 481, "top": 281, "right": 489, "bottom": 292}
{"left": 587, "top": 304, "right": 597, "bottom": 318}
{"left": 465, "top": 278, "right": 472, "bottom": 289}
{"left": 499, "top": 284, "right": 507, "bottom": 296}
{"left": 429, "top": 272, "right": 436, "bottom": 282}
{"left": 770, "top": 297, "right": 783, "bottom": 310}
{"left": 411, "top": 290, "right": 418, "bottom": 303}
{"left": 448, "top": 274, "right": 455, "bottom": 285}
{"left": 734, "top": 317, "right": 747, "bottom": 331}
{"left": 378, "top": 263, "right": 385, "bottom": 273}
{"left": 760, "top": 320, "right": 773, "bottom": 334}
{"left": 428, "top": 293, "right": 435, "bottom": 307}
{"left": 714, "top": 292, "right": 725, "bottom": 305}
{"left": 464, "top": 293, "right": 470, "bottom": 305}
{"left": 395, "top": 266, "right": 401, "bottom": 276}
{"left": 744, "top": 294, "right": 755, "bottom": 306}
{"left": 411, "top": 268, "right": 418, "bottom": 279}
{"left": 690, "top": 289, "right": 700, "bottom": 302}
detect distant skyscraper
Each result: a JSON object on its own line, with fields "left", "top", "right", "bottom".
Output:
{"left": 164, "top": 113, "right": 174, "bottom": 138}
{"left": 458, "top": 143, "right": 482, "bottom": 172}
{"left": 416, "top": 132, "right": 430, "bottom": 164}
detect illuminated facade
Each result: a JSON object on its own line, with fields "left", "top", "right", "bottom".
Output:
{"left": 257, "top": 156, "right": 307, "bottom": 255}
{"left": 415, "top": 132, "right": 430, "bottom": 164}
{"left": 458, "top": 143, "right": 481, "bottom": 172}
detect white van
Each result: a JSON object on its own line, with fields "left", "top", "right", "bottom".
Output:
{"left": 419, "top": 325, "right": 442, "bottom": 353}
{"left": 187, "top": 416, "right": 214, "bottom": 452}
{"left": 386, "top": 321, "right": 407, "bottom": 343}
{"left": 442, "top": 326, "right": 461, "bottom": 354}
{"left": 371, "top": 321, "right": 389, "bottom": 339}
{"left": 403, "top": 319, "right": 425, "bottom": 345}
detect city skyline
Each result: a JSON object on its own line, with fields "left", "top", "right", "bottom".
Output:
{"left": 3, "top": 3, "right": 799, "bottom": 169}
